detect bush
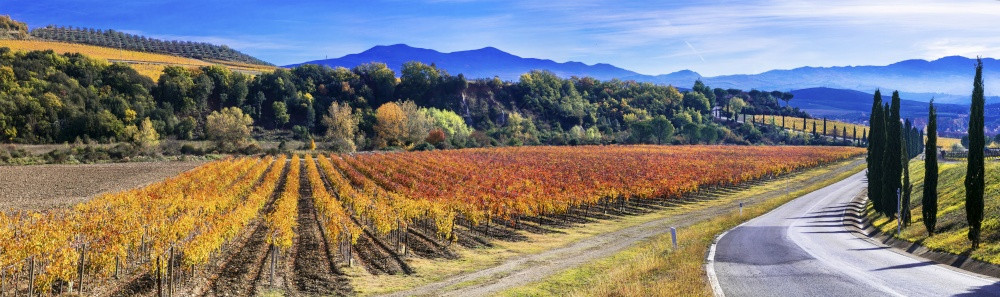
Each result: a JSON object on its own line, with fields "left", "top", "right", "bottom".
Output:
{"left": 412, "top": 142, "right": 436, "bottom": 151}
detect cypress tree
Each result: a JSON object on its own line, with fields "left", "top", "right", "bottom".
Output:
{"left": 803, "top": 117, "right": 807, "bottom": 131}
{"left": 843, "top": 127, "right": 848, "bottom": 144}
{"left": 823, "top": 118, "right": 828, "bottom": 136}
{"left": 966, "top": 58, "right": 985, "bottom": 249}
{"left": 885, "top": 92, "right": 902, "bottom": 218}
{"left": 923, "top": 99, "right": 938, "bottom": 235}
{"left": 867, "top": 90, "right": 884, "bottom": 213}
{"left": 901, "top": 123, "right": 912, "bottom": 226}
{"left": 854, "top": 126, "right": 858, "bottom": 144}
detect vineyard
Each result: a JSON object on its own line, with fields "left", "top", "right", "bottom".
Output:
{"left": 747, "top": 114, "right": 963, "bottom": 150}
{"left": 0, "top": 40, "right": 276, "bottom": 80}
{"left": 748, "top": 114, "right": 869, "bottom": 142}
{"left": 0, "top": 145, "right": 863, "bottom": 296}
{"left": 29, "top": 26, "right": 271, "bottom": 66}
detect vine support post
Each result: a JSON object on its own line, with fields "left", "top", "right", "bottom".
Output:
{"left": 269, "top": 244, "right": 276, "bottom": 286}
{"left": 114, "top": 255, "right": 120, "bottom": 279}
{"left": 27, "top": 257, "right": 35, "bottom": 297}
{"left": 156, "top": 256, "right": 162, "bottom": 297}
{"left": 167, "top": 246, "right": 174, "bottom": 297}
{"left": 78, "top": 243, "right": 86, "bottom": 294}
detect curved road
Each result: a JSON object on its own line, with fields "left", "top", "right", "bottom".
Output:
{"left": 711, "top": 171, "right": 1000, "bottom": 296}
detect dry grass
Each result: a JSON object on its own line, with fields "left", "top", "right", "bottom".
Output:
{"left": 502, "top": 159, "right": 866, "bottom": 297}
{"left": 0, "top": 160, "right": 206, "bottom": 211}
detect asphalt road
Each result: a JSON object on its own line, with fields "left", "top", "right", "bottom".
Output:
{"left": 711, "top": 171, "right": 1000, "bottom": 296}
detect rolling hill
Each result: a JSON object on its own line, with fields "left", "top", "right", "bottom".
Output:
{"left": 295, "top": 44, "right": 999, "bottom": 106}
{"left": 288, "top": 44, "right": 647, "bottom": 81}
{"left": 0, "top": 15, "right": 275, "bottom": 80}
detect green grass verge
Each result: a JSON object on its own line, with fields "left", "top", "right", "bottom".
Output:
{"left": 869, "top": 159, "right": 1000, "bottom": 264}
{"left": 500, "top": 159, "right": 866, "bottom": 297}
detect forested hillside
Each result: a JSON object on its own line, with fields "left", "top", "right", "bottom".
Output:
{"left": 0, "top": 47, "right": 822, "bottom": 153}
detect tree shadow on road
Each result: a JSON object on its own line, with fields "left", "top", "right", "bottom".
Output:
{"left": 954, "top": 282, "right": 1000, "bottom": 296}
{"left": 871, "top": 261, "right": 935, "bottom": 271}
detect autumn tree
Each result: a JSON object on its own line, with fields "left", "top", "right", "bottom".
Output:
{"left": 124, "top": 117, "right": 160, "bottom": 153}
{"left": 375, "top": 102, "right": 407, "bottom": 148}
{"left": 322, "top": 101, "right": 359, "bottom": 152}
{"left": 205, "top": 107, "right": 254, "bottom": 152}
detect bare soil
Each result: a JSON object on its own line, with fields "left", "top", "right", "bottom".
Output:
{"left": 203, "top": 160, "right": 291, "bottom": 297}
{"left": 0, "top": 160, "right": 205, "bottom": 211}
{"left": 289, "top": 160, "right": 353, "bottom": 296}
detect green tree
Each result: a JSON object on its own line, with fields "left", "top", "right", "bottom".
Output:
{"left": 900, "top": 124, "right": 912, "bottom": 226}
{"left": 867, "top": 90, "right": 884, "bottom": 215}
{"left": 966, "top": 58, "right": 985, "bottom": 248}
{"left": 682, "top": 92, "right": 710, "bottom": 114}
{"left": 923, "top": 99, "right": 938, "bottom": 234}
{"left": 884, "top": 92, "right": 902, "bottom": 218}
{"left": 272, "top": 101, "right": 290, "bottom": 128}
{"left": 650, "top": 115, "right": 675, "bottom": 145}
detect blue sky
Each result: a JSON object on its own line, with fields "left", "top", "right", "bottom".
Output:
{"left": 3, "top": 0, "right": 999, "bottom": 76}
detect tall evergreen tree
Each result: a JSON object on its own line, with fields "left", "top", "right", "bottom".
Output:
{"left": 885, "top": 92, "right": 902, "bottom": 218}
{"left": 966, "top": 58, "right": 986, "bottom": 248}
{"left": 901, "top": 124, "right": 912, "bottom": 226}
{"left": 923, "top": 99, "right": 938, "bottom": 235}
{"left": 867, "top": 90, "right": 884, "bottom": 213}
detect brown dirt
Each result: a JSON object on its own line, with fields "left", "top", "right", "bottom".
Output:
{"left": 289, "top": 160, "right": 353, "bottom": 296}
{"left": 0, "top": 160, "right": 206, "bottom": 211}
{"left": 202, "top": 160, "right": 291, "bottom": 297}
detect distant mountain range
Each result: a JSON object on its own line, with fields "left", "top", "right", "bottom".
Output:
{"left": 787, "top": 87, "right": 1000, "bottom": 137}
{"left": 290, "top": 44, "right": 998, "bottom": 105}
{"left": 287, "top": 44, "right": 644, "bottom": 81}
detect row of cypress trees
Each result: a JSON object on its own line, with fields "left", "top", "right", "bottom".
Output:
{"left": 870, "top": 58, "right": 986, "bottom": 249}
{"left": 867, "top": 90, "right": 923, "bottom": 219}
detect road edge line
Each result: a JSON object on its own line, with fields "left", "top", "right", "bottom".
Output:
{"left": 706, "top": 221, "right": 749, "bottom": 297}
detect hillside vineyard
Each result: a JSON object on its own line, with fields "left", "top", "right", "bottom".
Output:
{"left": 0, "top": 145, "right": 862, "bottom": 294}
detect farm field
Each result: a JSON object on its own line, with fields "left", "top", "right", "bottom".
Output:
{"left": 0, "top": 145, "right": 863, "bottom": 296}
{"left": 0, "top": 40, "right": 276, "bottom": 80}
{"left": 0, "top": 160, "right": 206, "bottom": 211}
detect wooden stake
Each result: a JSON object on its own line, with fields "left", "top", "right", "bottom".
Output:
{"left": 167, "top": 247, "right": 174, "bottom": 297}
{"left": 78, "top": 244, "right": 86, "bottom": 294}
{"left": 156, "top": 256, "right": 162, "bottom": 297}
{"left": 27, "top": 257, "right": 34, "bottom": 297}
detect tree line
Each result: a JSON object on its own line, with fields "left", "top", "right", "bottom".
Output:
{"left": 872, "top": 58, "right": 988, "bottom": 249}
{"left": 0, "top": 47, "right": 814, "bottom": 153}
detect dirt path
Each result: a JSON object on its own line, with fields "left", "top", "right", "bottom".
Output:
{"left": 384, "top": 158, "right": 865, "bottom": 297}
{"left": 289, "top": 159, "right": 352, "bottom": 296}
